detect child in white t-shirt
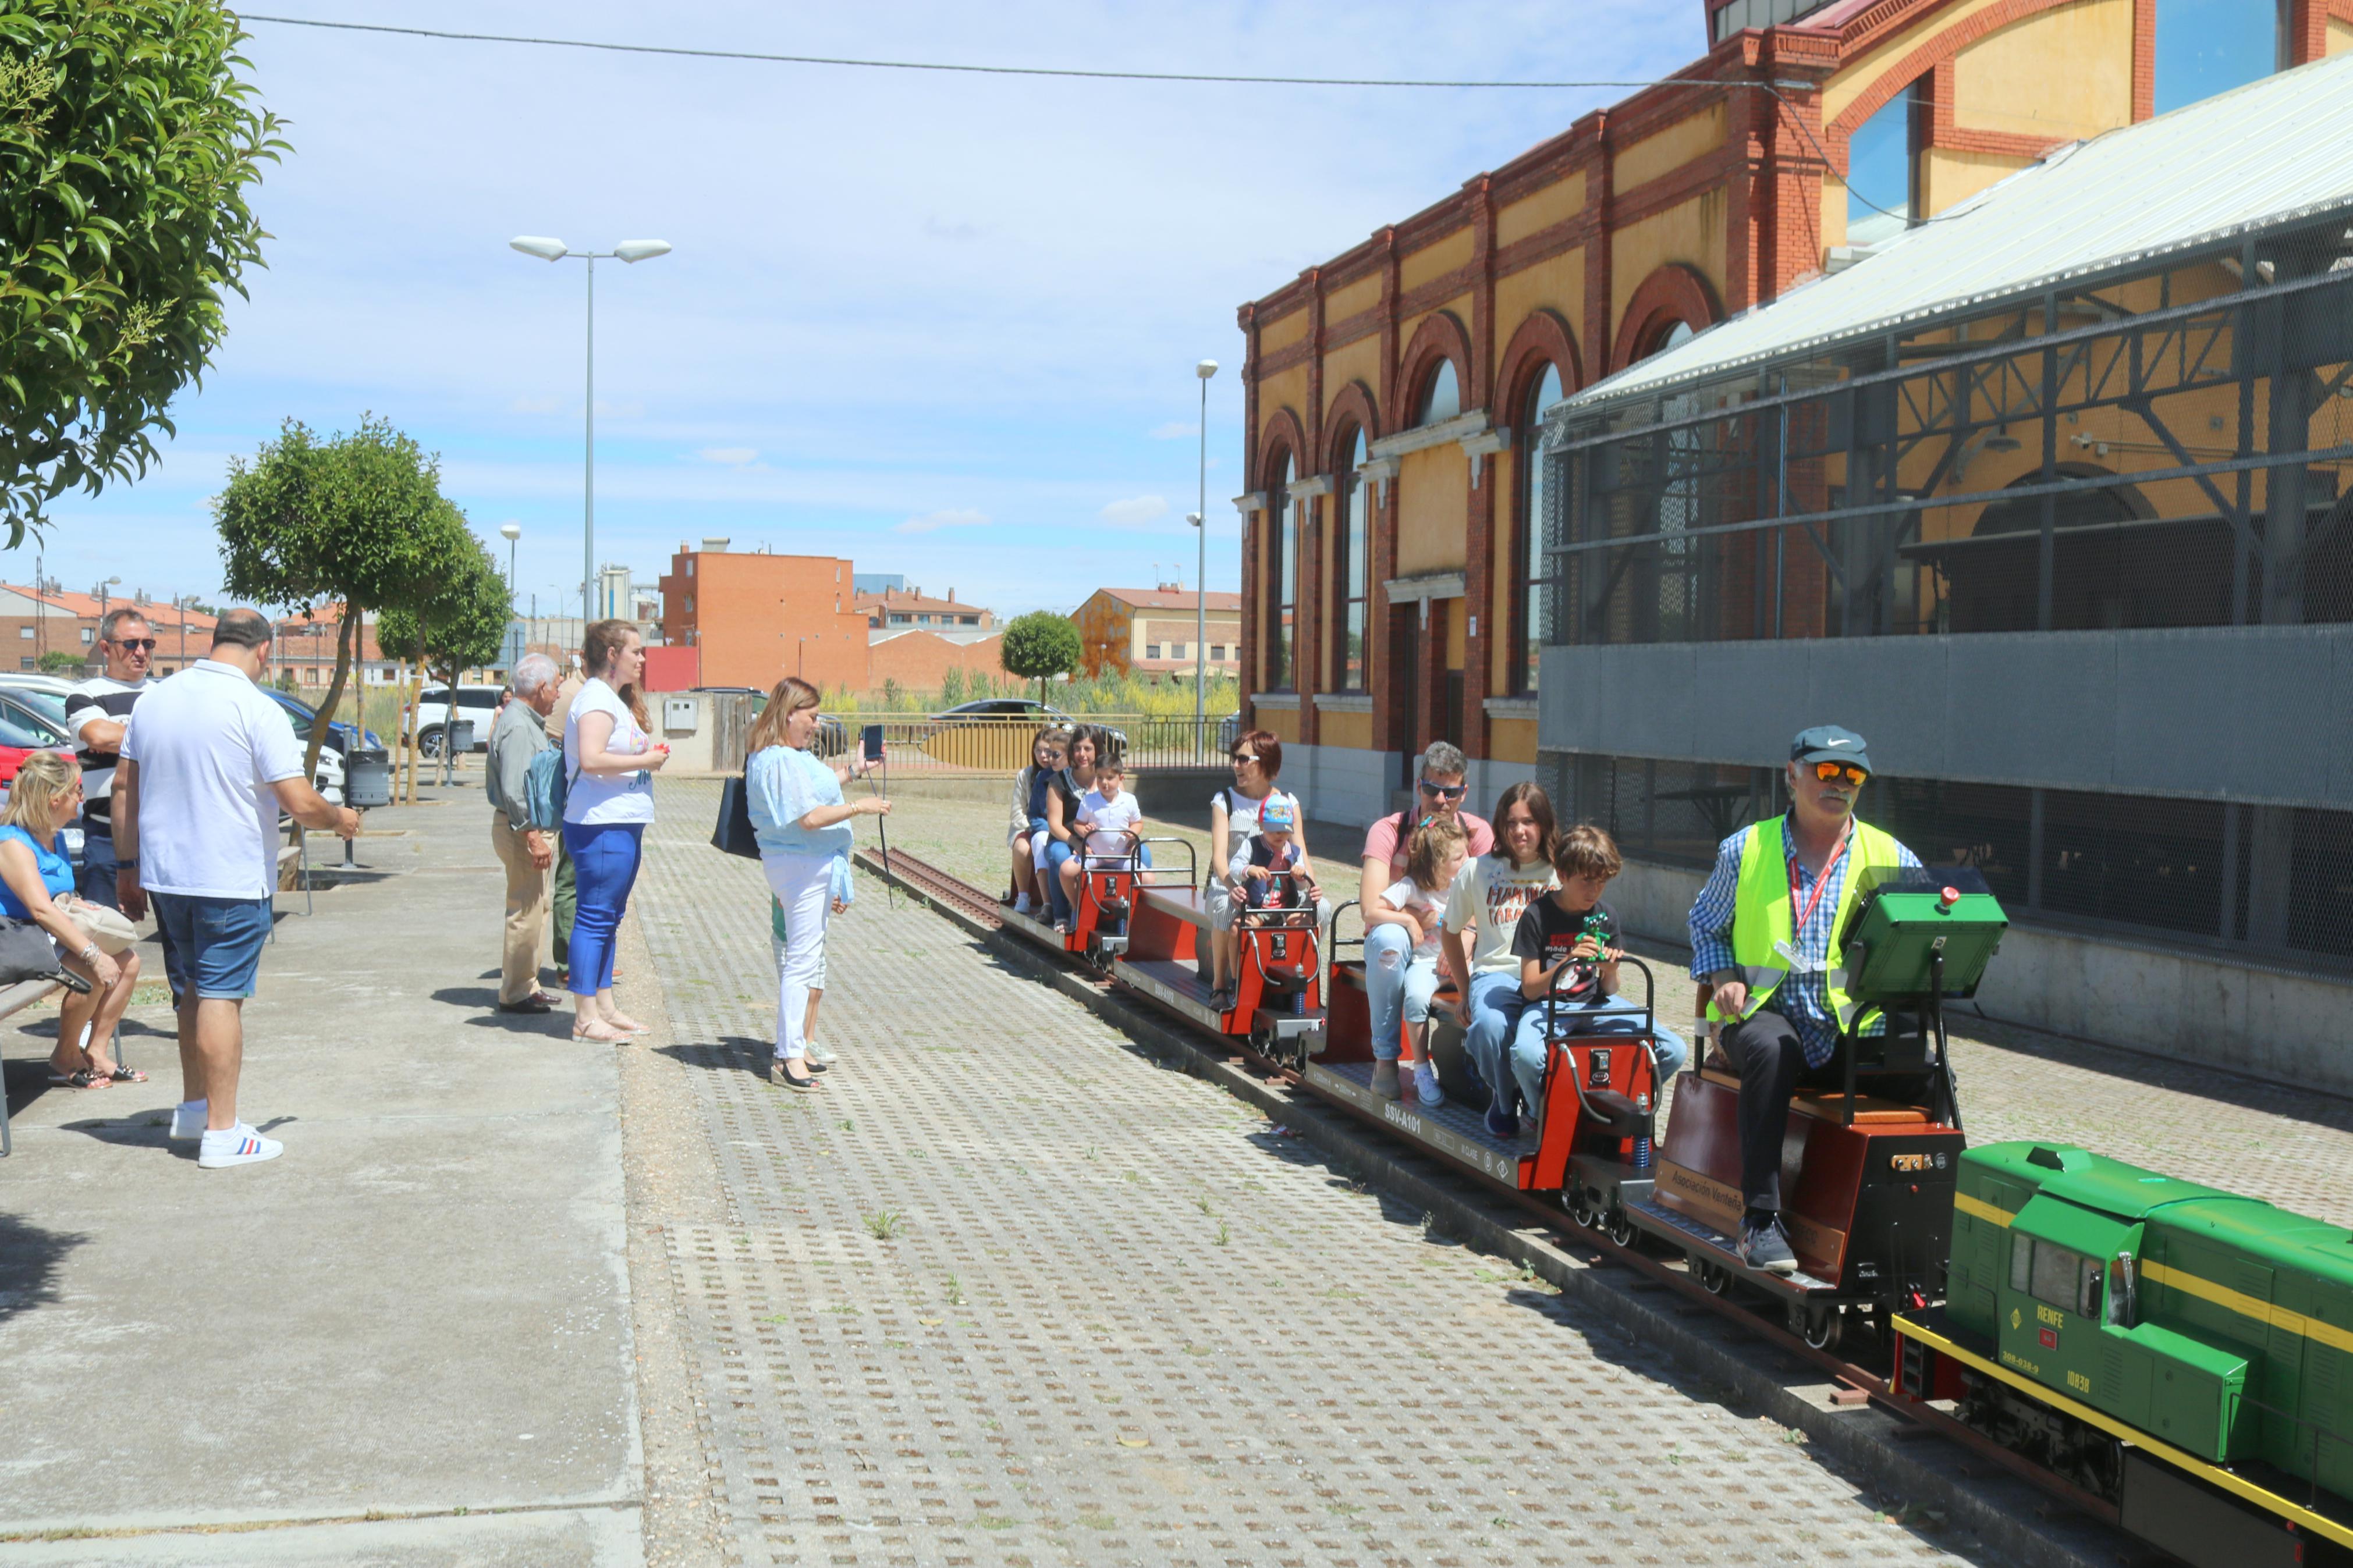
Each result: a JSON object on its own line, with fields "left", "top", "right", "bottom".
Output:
{"left": 1374, "top": 815, "right": 1469, "bottom": 1109}
{"left": 1059, "top": 760, "right": 1144, "bottom": 913}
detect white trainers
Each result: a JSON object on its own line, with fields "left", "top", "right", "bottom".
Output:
{"left": 168, "top": 1100, "right": 208, "bottom": 1141}
{"left": 1014, "top": 894, "right": 1033, "bottom": 915}
{"left": 197, "top": 1122, "right": 283, "bottom": 1169}
{"left": 806, "top": 1041, "right": 838, "bottom": 1068}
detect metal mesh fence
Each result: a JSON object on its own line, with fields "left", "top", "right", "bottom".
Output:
{"left": 1538, "top": 211, "right": 2353, "bottom": 647}
{"left": 1545, "top": 748, "right": 2353, "bottom": 969}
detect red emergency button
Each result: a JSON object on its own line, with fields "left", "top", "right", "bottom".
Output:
{"left": 1940, "top": 886, "right": 1961, "bottom": 908}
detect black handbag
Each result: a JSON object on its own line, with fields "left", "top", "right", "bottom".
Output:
{"left": 0, "top": 917, "right": 65, "bottom": 987}
{"left": 711, "top": 775, "right": 761, "bottom": 859}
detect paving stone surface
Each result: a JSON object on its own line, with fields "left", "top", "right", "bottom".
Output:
{"left": 632, "top": 781, "right": 1978, "bottom": 1566}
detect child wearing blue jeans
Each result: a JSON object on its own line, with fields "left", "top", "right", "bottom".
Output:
{"left": 1499, "top": 823, "right": 1688, "bottom": 1137}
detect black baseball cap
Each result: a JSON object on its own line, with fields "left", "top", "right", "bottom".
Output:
{"left": 1791, "top": 725, "right": 1872, "bottom": 774}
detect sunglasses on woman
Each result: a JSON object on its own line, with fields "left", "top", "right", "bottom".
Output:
{"left": 1230, "top": 753, "right": 1258, "bottom": 766}
{"left": 1808, "top": 761, "right": 1869, "bottom": 787}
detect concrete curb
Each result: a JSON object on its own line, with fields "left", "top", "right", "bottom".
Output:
{"left": 859, "top": 852, "right": 2136, "bottom": 1568}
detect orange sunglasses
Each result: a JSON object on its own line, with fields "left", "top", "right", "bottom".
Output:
{"left": 1808, "top": 760, "right": 1869, "bottom": 787}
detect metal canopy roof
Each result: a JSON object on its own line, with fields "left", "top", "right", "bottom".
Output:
{"left": 1563, "top": 49, "right": 2353, "bottom": 413}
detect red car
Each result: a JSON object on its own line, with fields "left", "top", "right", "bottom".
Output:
{"left": 0, "top": 691, "right": 75, "bottom": 796}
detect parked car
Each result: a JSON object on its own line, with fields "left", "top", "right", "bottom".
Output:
{"left": 258, "top": 687, "right": 382, "bottom": 758}
{"left": 403, "top": 684, "right": 504, "bottom": 758}
{"left": 928, "top": 699, "right": 1128, "bottom": 756}
{"left": 0, "top": 694, "right": 87, "bottom": 844}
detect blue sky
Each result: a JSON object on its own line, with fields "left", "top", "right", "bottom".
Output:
{"left": 33, "top": 1, "right": 1694, "bottom": 620}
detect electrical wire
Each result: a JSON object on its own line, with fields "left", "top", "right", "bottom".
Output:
{"left": 237, "top": 13, "right": 1944, "bottom": 223}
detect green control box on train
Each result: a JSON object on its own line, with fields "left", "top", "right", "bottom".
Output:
{"left": 1946, "top": 1140, "right": 2353, "bottom": 1493}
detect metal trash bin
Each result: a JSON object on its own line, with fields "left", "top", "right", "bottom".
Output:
{"left": 443, "top": 719, "right": 476, "bottom": 756}
{"left": 346, "top": 747, "right": 394, "bottom": 809}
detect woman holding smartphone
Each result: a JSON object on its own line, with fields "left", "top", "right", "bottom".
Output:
{"left": 746, "top": 677, "right": 889, "bottom": 1091}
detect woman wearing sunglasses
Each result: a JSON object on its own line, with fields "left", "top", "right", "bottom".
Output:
{"left": 1686, "top": 724, "right": 1921, "bottom": 1277}
{"left": 1357, "top": 741, "right": 1494, "bottom": 1104}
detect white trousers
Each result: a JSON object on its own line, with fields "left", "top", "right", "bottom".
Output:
{"left": 764, "top": 851, "right": 833, "bottom": 1061}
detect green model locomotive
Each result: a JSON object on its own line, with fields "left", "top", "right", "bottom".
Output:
{"left": 1897, "top": 1142, "right": 2353, "bottom": 1565}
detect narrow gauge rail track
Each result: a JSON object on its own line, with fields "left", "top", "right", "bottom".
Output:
{"left": 855, "top": 845, "right": 2139, "bottom": 1558}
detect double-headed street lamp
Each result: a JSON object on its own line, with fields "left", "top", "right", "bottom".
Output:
{"left": 508, "top": 235, "right": 673, "bottom": 627}
{"left": 1193, "top": 358, "right": 1218, "bottom": 755}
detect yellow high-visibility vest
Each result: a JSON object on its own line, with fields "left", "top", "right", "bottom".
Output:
{"left": 1710, "top": 813, "right": 1905, "bottom": 1031}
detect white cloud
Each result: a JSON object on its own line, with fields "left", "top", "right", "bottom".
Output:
{"left": 1099, "top": 495, "right": 1168, "bottom": 528}
{"left": 895, "top": 507, "right": 991, "bottom": 535}
{"left": 695, "top": 446, "right": 760, "bottom": 466}
{"left": 1149, "top": 421, "right": 1198, "bottom": 440}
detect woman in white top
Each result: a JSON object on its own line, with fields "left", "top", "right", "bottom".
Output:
{"left": 1205, "top": 728, "right": 1307, "bottom": 1011}
{"left": 1439, "top": 781, "right": 1561, "bottom": 1137}
{"left": 562, "top": 620, "right": 670, "bottom": 1042}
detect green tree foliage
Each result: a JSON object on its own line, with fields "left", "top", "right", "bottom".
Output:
{"left": 0, "top": 2, "right": 285, "bottom": 538}
{"left": 34, "top": 648, "right": 80, "bottom": 674}
{"left": 377, "top": 522, "right": 510, "bottom": 689}
{"left": 216, "top": 415, "right": 466, "bottom": 778}
{"left": 999, "top": 611, "right": 1081, "bottom": 705}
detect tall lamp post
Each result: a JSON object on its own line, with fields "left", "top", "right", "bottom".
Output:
{"left": 508, "top": 235, "right": 673, "bottom": 633}
{"left": 1192, "top": 358, "right": 1218, "bottom": 759}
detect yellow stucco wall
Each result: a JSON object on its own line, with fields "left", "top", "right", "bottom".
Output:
{"left": 1497, "top": 171, "right": 1589, "bottom": 247}
{"left": 1318, "top": 709, "right": 1373, "bottom": 750}
{"left": 1401, "top": 227, "right": 1476, "bottom": 293}
{"left": 1445, "top": 596, "right": 1467, "bottom": 673}
{"left": 1396, "top": 446, "right": 1470, "bottom": 576}
{"left": 1254, "top": 704, "right": 1300, "bottom": 744}
{"left": 1256, "top": 365, "right": 1310, "bottom": 462}
{"left": 1825, "top": 0, "right": 2021, "bottom": 127}
{"left": 1921, "top": 147, "right": 2037, "bottom": 213}
{"left": 1610, "top": 191, "right": 1728, "bottom": 329}
{"left": 1614, "top": 103, "right": 1727, "bottom": 192}
{"left": 1260, "top": 308, "right": 1309, "bottom": 355}
{"left": 2330, "top": 16, "right": 2353, "bottom": 52}
{"left": 1495, "top": 257, "right": 1585, "bottom": 371}
{"left": 1489, "top": 717, "right": 1539, "bottom": 764}
{"left": 1326, "top": 271, "right": 1381, "bottom": 321}
{"left": 1952, "top": 0, "right": 2132, "bottom": 141}
{"left": 1323, "top": 336, "right": 1385, "bottom": 438}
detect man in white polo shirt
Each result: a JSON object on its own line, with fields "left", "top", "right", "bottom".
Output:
{"left": 112, "top": 609, "right": 359, "bottom": 1169}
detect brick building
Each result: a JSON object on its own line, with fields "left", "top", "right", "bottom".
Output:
{"left": 1235, "top": 0, "right": 2353, "bottom": 819}
{"left": 1071, "top": 586, "right": 1242, "bottom": 680}
{"left": 868, "top": 629, "right": 1003, "bottom": 692}
{"left": 656, "top": 542, "right": 872, "bottom": 692}
{"left": 0, "top": 585, "right": 217, "bottom": 675}
{"left": 853, "top": 584, "right": 993, "bottom": 632}
{"left": 274, "top": 606, "right": 399, "bottom": 689}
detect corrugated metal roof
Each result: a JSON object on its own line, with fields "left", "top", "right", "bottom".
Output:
{"left": 1564, "top": 49, "right": 2353, "bottom": 412}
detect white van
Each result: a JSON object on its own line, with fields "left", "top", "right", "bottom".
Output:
{"left": 404, "top": 684, "right": 505, "bottom": 758}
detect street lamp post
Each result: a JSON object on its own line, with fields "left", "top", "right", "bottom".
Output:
{"left": 1192, "top": 358, "right": 1218, "bottom": 760}
{"left": 509, "top": 235, "right": 672, "bottom": 631}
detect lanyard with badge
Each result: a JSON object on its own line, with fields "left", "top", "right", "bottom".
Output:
{"left": 1774, "top": 826, "right": 1848, "bottom": 976}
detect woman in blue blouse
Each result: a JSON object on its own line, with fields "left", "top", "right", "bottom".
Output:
{"left": 0, "top": 752, "right": 144, "bottom": 1087}
{"left": 746, "top": 677, "right": 890, "bottom": 1091}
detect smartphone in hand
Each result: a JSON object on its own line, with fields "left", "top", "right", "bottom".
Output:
{"left": 861, "top": 724, "right": 885, "bottom": 765}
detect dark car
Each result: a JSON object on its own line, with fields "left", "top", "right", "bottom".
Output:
{"left": 261, "top": 687, "right": 382, "bottom": 755}
{"left": 929, "top": 699, "right": 1127, "bottom": 756}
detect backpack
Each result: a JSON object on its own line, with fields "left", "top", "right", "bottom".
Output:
{"left": 523, "top": 745, "right": 569, "bottom": 831}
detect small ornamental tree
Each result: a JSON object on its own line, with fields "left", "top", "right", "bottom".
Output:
{"left": 216, "top": 415, "right": 460, "bottom": 781}
{"left": 377, "top": 504, "right": 507, "bottom": 798}
{"left": 999, "top": 611, "right": 1081, "bottom": 707}
{"left": 0, "top": 2, "right": 285, "bottom": 538}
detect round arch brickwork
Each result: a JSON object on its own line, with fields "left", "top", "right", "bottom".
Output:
{"left": 1829, "top": 0, "right": 2114, "bottom": 146}
{"left": 1394, "top": 310, "right": 1476, "bottom": 422}
{"left": 1258, "top": 406, "right": 1307, "bottom": 493}
{"left": 1609, "top": 264, "right": 1722, "bottom": 374}
{"left": 1494, "top": 308, "right": 1584, "bottom": 422}
{"left": 1322, "top": 379, "right": 1380, "bottom": 471}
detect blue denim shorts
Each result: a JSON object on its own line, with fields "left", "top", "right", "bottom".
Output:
{"left": 150, "top": 893, "right": 273, "bottom": 1001}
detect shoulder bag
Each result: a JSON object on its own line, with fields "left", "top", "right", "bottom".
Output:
{"left": 712, "top": 772, "right": 761, "bottom": 859}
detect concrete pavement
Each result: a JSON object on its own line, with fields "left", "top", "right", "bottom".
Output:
{"left": 0, "top": 789, "right": 640, "bottom": 1565}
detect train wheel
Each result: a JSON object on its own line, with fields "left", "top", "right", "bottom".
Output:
{"left": 1798, "top": 1304, "right": 1844, "bottom": 1353}
{"left": 1566, "top": 1189, "right": 1600, "bottom": 1229}
{"left": 1604, "top": 1210, "right": 1637, "bottom": 1248}
{"left": 1697, "top": 1260, "right": 1731, "bottom": 1295}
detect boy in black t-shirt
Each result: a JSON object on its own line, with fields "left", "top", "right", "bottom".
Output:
{"left": 1489, "top": 825, "right": 1689, "bottom": 1137}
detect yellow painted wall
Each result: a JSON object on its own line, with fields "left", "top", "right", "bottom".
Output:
{"left": 1495, "top": 255, "right": 1585, "bottom": 369}
{"left": 1260, "top": 308, "right": 1309, "bottom": 354}
{"left": 1396, "top": 445, "right": 1470, "bottom": 576}
{"left": 1825, "top": 0, "right": 2017, "bottom": 126}
{"left": 1319, "top": 709, "right": 1373, "bottom": 750}
{"left": 1952, "top": 0, "right": 2132, "bottom": 143}
{"left": 1254, "top": 704, "right": 1300, "bottom": 744}
{"left": 1257, "top": 365, "right": 1310, "bottom": 458}
{"left": 1497, "top": 171, "right": 1588, "bottom": 247}
{"left": 1323, "top": 336, "right": 1386, "bottom": 435}
{"left": 2330, "top": 15, "right": 2353, "bottom": 52}
{"left": 1609, "top": 191, "right": 1728, "bottom": 330}
{"left": 1445, "top": 592, "right": 1467, "bottom": 673}
{"left": 1922, "top": 147, "right": 2036, "bottom": 212}
{"left": 1326, "top": 271, "right": 1381, "bottom": 321}
{"left": 1614, "top": 103, "right": 1726, "bottom": 192}
{"left": 1401, "top": 227, "right": 1475, "bottom": 293}
{"left": 1489, "top": 718, "right": 1539, "bottom": 764}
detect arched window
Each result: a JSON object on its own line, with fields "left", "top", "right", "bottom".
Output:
{"left": 1330, "top": 428, "right": 1369, "bottom": 691}
{"left": 1649, "top": 320, "right": 1695, "bottom": 361}
{"left": 1265, "top": 451, "right": 1296, "bottom": 689}
{"left": 1417, "top": 360, "right": 1461, "bottom": 426}
{"left": 1514, "top": 364, "right": 1563, "bottom": 694}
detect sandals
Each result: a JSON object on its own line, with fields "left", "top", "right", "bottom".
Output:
{"left": 97, "top": 1063, "right": 145, "bottom": 1083}
{"left": 48, "top": 1066, "right": 107, "bottom": 1089}
{"left": 769, "top": 1057, "right": 822, "bottom": 1092}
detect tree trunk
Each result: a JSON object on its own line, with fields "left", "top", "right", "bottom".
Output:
{"left": 403, "top": 627, "right": 428, "bottom": 803}
{"left": 304, "top": 608, "right": 357, "bottom": 785}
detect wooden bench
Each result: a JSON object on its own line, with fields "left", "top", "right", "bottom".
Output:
{"left": 0, "top": 975, "right": 72, "bottom": 1158}
{"left": 1140, "top": 885, "right": 1209, "bottom": 927}
{"left": 1694, "top": 1065, "right": 1930, "bottom": 1125}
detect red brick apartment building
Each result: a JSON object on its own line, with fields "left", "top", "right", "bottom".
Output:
{"left": 0, "top": 585, "right": 216, "bottom": 674}
{"left": 656, "top": 541, "right": 873, "bottom": 692}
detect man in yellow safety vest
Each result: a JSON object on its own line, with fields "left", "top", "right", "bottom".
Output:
{"left": 1686, "top": 725, "right": 1921, "bottom": 1275}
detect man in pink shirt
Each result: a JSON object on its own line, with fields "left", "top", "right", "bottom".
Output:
{"left": 1357, "top": 741, "right": 1493, "bottom": 1104}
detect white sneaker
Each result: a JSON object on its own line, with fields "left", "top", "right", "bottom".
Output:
{"left": 197, "top": 1123, "right": 283, "bottom": 1169}
{"left": 806, "top": 1041, "right": 838, "bottom": 1068}
{"left": 168, "top": 1100, "right": 208, "bottom": 1141}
